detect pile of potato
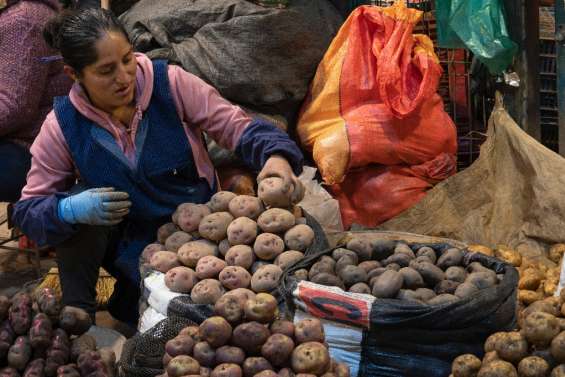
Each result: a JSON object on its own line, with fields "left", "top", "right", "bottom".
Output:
{"left": 289, "top": 237, "right": 503, "bottom": 305}
{"left": 0, "top": 288, "right": 115, "bottom": 377}
{"left": 141, "top": 178, "right": 315, "bottom": 303}
{"left": 159, "top": 291, "right": 350, "bottom": 377}
{"left": 450, "top": 290, "right": 565, "bottom": 377}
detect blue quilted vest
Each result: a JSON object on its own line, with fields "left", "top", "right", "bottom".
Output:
{"left": 54, "top": 60, "right": 215, "bottom": 284}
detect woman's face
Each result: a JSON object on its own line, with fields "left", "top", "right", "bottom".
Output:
{"left": 76, "top": 31, "right": 137, "bottom": 112}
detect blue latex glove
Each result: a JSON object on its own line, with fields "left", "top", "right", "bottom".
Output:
{"left": 57, "top": 187, "right": 131, "bottom": 226}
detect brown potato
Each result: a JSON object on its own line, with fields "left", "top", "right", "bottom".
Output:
{"left": 451, "top": 354, "right": 481, "bottom": 377}
{"left": 210, "top": 191, "right": 238, "bottom": 213}
{"left": 398, "top": 267, "right": 425, "bottom": 289}
{"left": 465, "top": 272, "right": 497, "bottom": 290}
{"left": 455, "top": 283, "right": 480, "bottom": 299}
{"left": 348, "top": 283, "right": 371, "bottom": 294}
{"left": 178, "top": 240, "right": 219, "bottom": 268}
{"left": 191, "top": 279, "right": 225, "bottom": 305}
{"left": 165, "top": 231, "right": 193, "bottom": 253}
{"left": 468, "top": 244, "right": 494, "bottom": 257}
{"left": 335, "top": 256, "right": 359, "bottom": 276}
{"left": 427, "top": 294, "right": 458, "bottom": 305}
{"left": 215, "top": 346, "right": 246, "bottom": 365}
{"left": 254, "top": 371, "right": 278, "bottom": 377}
{"left": 477, "top": 360, "right": 517, "bottom": 377}
{"left": 199, "top": 317, "right": 232, "bottom": 348}
{"left": 193, "top": 342, "right": 216, "bottom": 368}
{"left": 176, "top": 204, "right": 211, "bottom": 232}
{"left": 167, "top": 355, "right": 200, "bottom": 377}
{"left": 270, "top": 320, "right": 295, "bottom": 338}
{"left": 141, "top": 243, "right": 164, "bottom": 265}
{"left": 331, "top": 249, "right": 358, "bottom": 262}
{"left": 532, "top": 348, "right": 558, "bottom": 370}
{"left": 258, "top": 177, "right": 294, "bottom": 208}
{"left": 495, "top": 247, "right": 522, "bottom": 267}
{"left": 59, "top": 306, "right": 91, "bottom": 336}
{"left": 482, "top": 351, "right": 500, "bottom": 366}
{"left": 229, "top": 196, "right": 264, "bottom": 220}
{"left": 228, "top": 217, "right": 258, "bottom": 246}
{"left": 414, "top": 288, "right": 436, "bottom": 302}
{"left": 367, "top": 267, "right": 387, "bottom": 281}
{"left": 436, "top": 248, "right": 463, "bottom": 270}
{"left": 434, "top": 280, "right": 461, "bottom": 295}
{"left": 549, "top": 244, "right": 565, "bottom": 264}
{"left": 445, "top": 266, "right": 467, "bottom": 283}
{"left": 358, "top": 261, "right": 381, "bottom": 273}
{"left": 253, "top": 234, "right": 285, "bottom": 261}
{"left": 150, "top": 251, "right": 180, "bottom": 273}
{"left": 311, "top": 273, "right": 345, "bottom": 290}
{"left": 242, "top": 357, "right": 273, "bottom": 377}
{"left": 333, "top": 362, "right": 350, "bottom": 377}
{"left": 371, "top": 270, "right": 403, "bottom": 299}
{"left": 223, "top": 288, "right": 256, "bottom": 308}
{"left": 196, "top": 256, "right": 227, "bottom": 280}
{"left": 484, "top": 332, "right": 508, "bottom": 353}
{"left": 257, "top": 209, "right": 295, "bottom": 234}
{"left": 219, "top": 239, "right": 232, "bottom": 257}
{"left": 232, "top": 323, "right": 271, "bottom": 356}
{"left": 225, "top": 245, "right": 255, "bottom": 270}
{"left": 215, "top": 295, "right": 244, "bottom": 325}
{"left": 284, "top": 225, "right": 315, "bottom": 252}
{"left": 294, "top": 269, "right": 309, "bottom": 282}
{"left": 220, "top": 266, "right": 252, "bottom": 290}
{"left": 518, "top": 290, "right": 543, "bottom": 305}
{"left": 165, "top": 266, "right": 197, "bottom": 293}
{"left": 251, "top": 265, "right": 283, "bottom": 293}
{"left": 495, "top": 331, "right": 528, "bottom": 364}
{"left": 252, "top": 261, "right": 271, "bottom": 274}
{"left": 294, "top": 318, "right": 324, "bottom": 344}
{"left": 517, "top": 356, "right": 551, "bottom": 377}
{"left": 262, "top": 333, "right": 294, "bottom": 367}
{"left": 308, "top": 261, "right": 335, "bottom": 280}
{"left": 166, "top": 335, "right": 195, "bottom": 357}
{"left": 244, "top": 293, "right": 278, "bottom": 323}
{"left": 396, "top": 289, "right": 422, "bottom": 302}
{"left": 291, "top": 342, "right": 330, "bottom": 375}
{"left": 382, "top": 253, "right": 411, "bottom": 268}
{"left": 158, "top": 222, "right": 180, "bottom": 244}
{"left": 523, "top": 312, "right": 561, "bottom": 348}
{"left": 551, "top": 365, "right": 565, "bottom": 377}
{"left": 338, "top": 265, "right": 367, "bottom": 288}
{"left": 274, "top": 251, "right": 305, "bottom": 271}
{"left": 394, "top": 243, "right": 415, "bottom": 258}
{"left": 199, "top": 212, "right": 234, "bottom": 242}
{"left": 277, "top": 368, "right": 295, "bottom": 377}
{"left": 551, "top": 331, "right": 565, "bottom": 363}
{"left": 411, "top": 261, "right": 445, "bottom": 286}
{"left": 211, "top": 363, "right": 242, "bottom": 377}
{"left": 416, "top": 247, "right": 437, "bottom": 264}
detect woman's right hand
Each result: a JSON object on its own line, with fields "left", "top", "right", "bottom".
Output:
{"left": 57, "top": 187, "right": 131, "bottom": 226}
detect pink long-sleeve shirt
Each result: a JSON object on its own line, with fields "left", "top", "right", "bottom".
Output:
{"left": 21, "top": 53, "right": 252, "bottom": 200}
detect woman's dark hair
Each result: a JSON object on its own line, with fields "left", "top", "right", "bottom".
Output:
{"left": 43, "top": 8, "right": 130, "bottom": 73}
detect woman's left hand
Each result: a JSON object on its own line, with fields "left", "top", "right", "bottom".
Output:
{"left": 257, "top": 154, "right": 303, "bottom": 203}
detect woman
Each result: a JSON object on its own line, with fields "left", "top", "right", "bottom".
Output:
{"left": 12, "top": 8, "right": 303, "bottom": 325}
{"left": 0, "top": 0, "right": 72, "bottom": 201}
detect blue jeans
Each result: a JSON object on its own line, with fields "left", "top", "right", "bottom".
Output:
{"left": 0, "top": 141, "right": 31, "bottom": 202}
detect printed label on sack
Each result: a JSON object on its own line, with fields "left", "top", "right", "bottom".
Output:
{"left": 293, "top": 281, "right": 376, "bottom": 329}
{"left": 555, "top": 256, "right": 565, "bottom": 297}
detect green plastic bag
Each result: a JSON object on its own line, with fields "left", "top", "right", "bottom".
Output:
{"left": 436, "top": 0, "right": 517, "bottom": 74}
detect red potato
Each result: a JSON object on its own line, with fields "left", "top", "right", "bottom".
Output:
{"left": 56, "top": 365, "right": 79, "bottom": 377}
{"left": 254, "top": 234, "right": 285, "bottom": 261}
{"left": 70, "top": 334, "right": 96, "bottom": 362}
{"left": 211, "top": 363, "right": 242, "bottom": 377}
{"left": 258, "top": 177, "right": 294, "bottom": 208}
{"left": 251, "top": 265, "right": 283, "bottom": 293}
{"left": 229, "top": 196, "right": 265, "bottom": 220}
{"left": 191, "top": 280, "right": 225, "bottom": 305}
{"left": 9, "top": 294, "right": 32, "bottom": 336}
{"left": 242, "top": 357, "right": 273, "bottom": 377}
{"left": 45, "top": 329, "right": 70, "bottom": 377}
{"left": 199, "top": 212, "right": 235, "bottom": 242}
{"left": 179, "top": 326, "right": 201, "bottom": 341}
{"left": 150, "top": 251, "right": 180, "bottom": 273}
{"left": 59, "top": 307, "right": 91, "bottom": 336}
{"left": 35, "top": 288, "right": 61, "bottom": 324}
{"left": 165, "top": 231, "right": 193, "bottom": 253}
{"left": 223, "top": 288, "right": 257, "bottom": 308}
{"left": 227, "top": 217, "right": 258, "bottom": 246}
{"left": 165, "top": 266, "right": 197, "bottom": 293}
{"left": 232, "top": 322, "right": 271, "bottom": 356}
{"left": 261, "top": 333, "right": 294, "bottom": 366}
{"left": 254, "top": 371, "right": 278, "bottom": 377}
{"left": 219, "top": 266, "right": 252, "bottom": 290}
{"left": 0, "top": 368, "right": 20, "bottom": 377}
{"left": 277, "top": 368, "right": 295, "bottom": 377}
{"left": 294, "top": 318, "right": 325, "bottom": 344}
{"left": 77, "top": 351, "right": 108, "bottom": 377}
{"left": 166, "top": 355, "right": 200, "bottom": 377}
{"left": 274, "top": 251, "right": 305, "bottom": 271}
{"left": 284, "top": 225, "right": 315, "bottom": 252}
{"left": 244, "top": 293, "right": 278, "bottom": 323}
{"left": 196, "top": 256, "right": 227, "bottom": 280}
{"left": 192, "top": 342, "right": 216, "bottom": 368}
{"left": 178, "top": 240, "right": 219, "bottom": 268}
{"left": 8, "top": 336, "right": 32, "bottom": 371}
{"left": 226, "top": 246, "right": 256, "bottom": 270}
{"left": 215, "top": 295, "right": 244, "bottom": 324}
{"left": 158, "top": 223, "right": 179, "bottom": 245}
{"left": 252, "top": 261, "right": 271, "bottom": 274}
{"left": 29, "top": 313, "right": 52, "bottom": 350}
{"left": 199, "top": 316, "right": 233, "bottom": 348}
{"left": 201, "top": 367, "right": 213, "bottom": 377}
{"left": 215, "top": 346, "right": 246, "bottom": 365}
{"left": 257, "top": 209, "right": 296, "bottom": 234}
{"left": 210, "top": 191, "right": 238, "bottom": 213}
{"left": 358, "top": 261, "right": 381, "bottom": 274}
{"left": 23, "top": 358, "right": 44, "bottom": 377}
{"left": 141, "top": 243, "right": 163, "bottom": 265}
{"left": 291, "top": 342, "right": 330, "bottom": 375}
{"left": 165, "top": 336, "right": 195, "bottom": 357}
{"left": 176, "top": 203, "right": 211, "bottom": 232}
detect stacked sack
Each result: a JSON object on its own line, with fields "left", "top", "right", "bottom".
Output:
{"left": 297, "top": 1, "right": 457, "bottom": 228}
{"left": 137, "top": 177, "right": 326, "bottom": 330}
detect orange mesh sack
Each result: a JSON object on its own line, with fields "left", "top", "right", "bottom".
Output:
{"left": 297, "top": 1, "right": 457, "bottom": 185}
{"left": 330, "top": 152, "right": 456, "bottom": 229}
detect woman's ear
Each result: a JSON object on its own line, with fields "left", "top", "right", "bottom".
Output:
{"left": 63, "top": 65, "right": 79, "bottom": 83}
